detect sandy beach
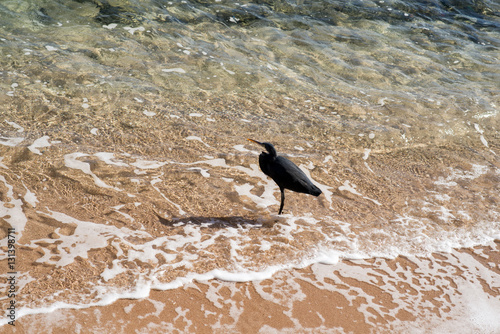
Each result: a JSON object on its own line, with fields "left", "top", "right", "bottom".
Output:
{"left": 1, "top": 1, "right": 499, "bottom": 333}
{"left": 5, "top": 241, "right": 499, "bottom": 334}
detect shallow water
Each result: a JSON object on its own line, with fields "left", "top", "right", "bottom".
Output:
{"left": 11, "top": 243, "right": 500, "bottom": 333}
{"left": 0, "top": 0, "right": 499, "bottom": 326}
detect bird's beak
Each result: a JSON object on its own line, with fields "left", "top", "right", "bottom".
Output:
{"left": 247, "top": 138, "right": 264, "bottom": 146}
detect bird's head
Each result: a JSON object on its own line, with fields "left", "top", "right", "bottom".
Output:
{"left": 247, "top": 139, "right": 277, "bottom": 157}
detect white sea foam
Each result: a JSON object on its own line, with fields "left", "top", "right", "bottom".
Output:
{"left": 323, "top": 155, "right": 335, "bottom": 163}
{"left": 143, "top": 110, "right": 156, "bottom": 117}
{"left": 64, "top": 153, "right": 122, "bottom": 191}
{"left": 338, "top": 180, "right": 381, "bottom": 206}
{"left": 435, "top": 164, "right": 488, "bottom": 187}
{"left": 94, "top": 152, "right": 129, "bottom": 167}
{"left": 0, "top": 175, "right": 28, "bottom": 244}
{"left": 130, "top": 159, "right": 168, "bottom": 169}
{"left": 28, "top": 136, "right": 51, "bottom": 155}
{"left": 304, "top": 252, "right": 500, "bottom": 332}
{"left": 151, "top": 175, "right": 186, "bottom": 215}
{"left": 192, "top": 158, "right": 229, "bottom": 168}
{"left": 0, "top": 157, "right": 7, "bottom": 169}
{"left": 188, "top": 167, "right": 210, "bottom": 178}
{"left": 364, "top": 162, "right": 375, "bottom": 173}
{"left": 5, "top": 120, "right": 24, "bottom": 132}
{"left": 362, "top": 148, "right": 371, "bottom": 160}
{"left": 30, "top": 209, "right": 148, "bottom": 267}
{"left": 162, "top": 68, "right": 186, "bottom": 74}
{"left": 234, "top": 182, "right": 279, "bottom": 209}
{"left": 1, "top": 151, "right": 498, "bottom": 328}
{"left": 124, "top": 26, "right": 145, "bottom": 35}
{"left": 185, "top": 136, "right": 210, "bottom": 147}
{"left": 480, "top": 135, "right": 489, "bottom": 148}
{"left": 103, "top": 23, "right": 117, "bottom": 29}
{"left": 6, "top": 246, "right": 499, "bottom": 331}
{"left": 112, "top": 205, "right": 136, "bottom": 223}
{"left": 1, "top": 201, "right": 498, "bottom": 327}
{"left": 23, "top": 185, "right": 38, "bottom": 207}
{"left": 0, "top": 136, "right": 24, "bottom": 147}
{"left": 233, "top": 145, "right": 250, "bottom": 152}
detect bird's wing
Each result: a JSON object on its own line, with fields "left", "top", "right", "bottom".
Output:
{"left": 269, "top": 156, "right": 315, "bottom": 191}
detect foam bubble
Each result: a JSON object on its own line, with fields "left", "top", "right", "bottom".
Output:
{"left": 0, "top": 175, "right": 28, "bottom": 243}
{"left": 103, "top": 23, "right": 118, "bottom": 29}
{"left": 338, "top": 180, "right": 381, "bottom": 206}
{"left": 124, "top": 26, "right": 145, "bottom": 35}
{"left": 28, "top": 136, "right": 51, "bottom": 155}
{"left": 162, "top": 68, "right": 186, "bottom": 74}
{"left": 434, "top": 164, "right": 489, "bottom": 187}
{"left": 23, "top": 186, "right": 38, "bottom": 207}
{"left": 130, "top": 159, "right": 168, "bottom": 169}
{"left": 151, "top": 176, "right": 186, "bottom": 215}
{"left": 143, "top": 110, "right": 156, "bottom": 117}
{"left": 185, "top": 136, "right": 210, "bottom": 147}
{"left": 323, "top": 155, "right": 335, "bottom": 163}
{"left": 188, "top": 167, "right": 210, "bottom": 178}
{"left": 233, "top": 145, "right": 250, "bottom": 152}
{"left": 0, "top": 136, "right": 24, "bottom": 147}
{"left": 64, "top": 153, "right": 122, "bottom": 190}
{"left": 94, "top": 152, "right": 129, "bottom": 167}
{"left": 30, "top": 209, "right": 147, "bottom": 267}
{"left": 362, "top": 148, "right": 371, "bottom": 160}
{"left": 0, "top": 157, "right": 7, "bottom": 169}
{"left": 5, "top": 120, "right": 24, "bottom": 132}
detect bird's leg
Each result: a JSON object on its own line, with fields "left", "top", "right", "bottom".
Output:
{"left": 278, "top": 188, "right": 285, "bottom": 215}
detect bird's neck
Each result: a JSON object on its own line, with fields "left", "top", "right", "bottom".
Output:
{"left": 267, "top": 147, "right": 277, "bottom": 158}
{"left": 261, "top": 152, "right": 277, "bottom": 163}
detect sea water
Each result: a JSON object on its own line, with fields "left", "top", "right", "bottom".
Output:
{"left": 0, "top": 0, "right": 499, "bottom": 328}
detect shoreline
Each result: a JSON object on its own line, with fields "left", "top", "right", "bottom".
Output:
{"left": 4, "top": 241, "right": 499, "bottom": 334}
{"left": 1, "top": 2, "right": 499, "bottom": 333}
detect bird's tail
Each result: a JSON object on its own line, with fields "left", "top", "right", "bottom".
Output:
{"left": 309, "top": 185, "right": 322, "bottom": 197}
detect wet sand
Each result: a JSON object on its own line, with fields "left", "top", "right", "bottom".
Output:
{"left": 6, "top": 241, "right": 500, "bottom": 334}
{"left": 1, "top": 91, "right": 499, "bottom": 333}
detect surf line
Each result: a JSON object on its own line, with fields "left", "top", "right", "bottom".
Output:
{"left": 6, "top": 227, "right": 16, "bottom": 326}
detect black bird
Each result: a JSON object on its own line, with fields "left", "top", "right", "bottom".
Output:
{"left": 248, "top": 139, "right": 322, "bottom": 215}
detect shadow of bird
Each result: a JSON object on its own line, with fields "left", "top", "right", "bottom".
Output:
{"left": 155, "top": 213, "right": 282, "bottom": 229}
{"left": 248, "top": 139, "right": 322, "bottom": 215}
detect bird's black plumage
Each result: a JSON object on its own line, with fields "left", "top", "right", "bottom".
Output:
{"left": 248, "top": 139, "right": 322, "bottom": 215}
